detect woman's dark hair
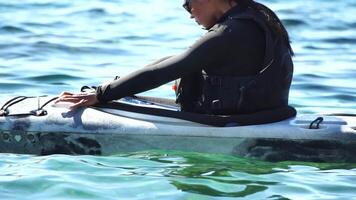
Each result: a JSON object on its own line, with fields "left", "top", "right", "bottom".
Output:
{"left": 231, "top": 0, "right": 294, "bottom": 55}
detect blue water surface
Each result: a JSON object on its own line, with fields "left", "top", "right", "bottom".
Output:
{"left": 0, "top": 0, "right": 356, "bottom": 199}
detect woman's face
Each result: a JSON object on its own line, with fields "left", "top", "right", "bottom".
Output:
{"left": 183, "top": 0, "right": 220, "bottom": 29}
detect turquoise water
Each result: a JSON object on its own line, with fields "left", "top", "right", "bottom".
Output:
{"left": 0, "top": 0, "right": 356, "bottom": 199}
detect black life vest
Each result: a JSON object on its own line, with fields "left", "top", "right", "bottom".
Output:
{"left": 176, "top": 8, "right": 293, "bottom": 115}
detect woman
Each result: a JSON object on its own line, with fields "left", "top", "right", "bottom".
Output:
{"left": 56, "top": 0, "right": 294, "bottom": 115}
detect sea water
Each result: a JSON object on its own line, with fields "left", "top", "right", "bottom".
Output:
{"left": 0, "top": 0, "right": 355, "bottom": 199}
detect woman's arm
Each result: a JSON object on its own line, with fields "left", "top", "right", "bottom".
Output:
{"left": 95, "top": 29, "right": 230, "bottom": 103}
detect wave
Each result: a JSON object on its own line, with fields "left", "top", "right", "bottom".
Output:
{"left": 0, "top": 25, "right": 31, "bottom": 34}
{"left": 292, "top": 83, "right": 336, "bottom": 92}
{"left": 0, "top": 2, "right": 69, "bottom": 11}
{"left": 328, "top": 94, "right": 356, "bottom": 102}
{"left": 69, "top": 8, "right": 109, "bottom": 17}
{"left": 0, "top": 73, "right": 16, "bottom": 78}
{"left": 21, "top": 22, "right": 69, "bottom": 29}
{"left": 350, "top": 22, "right": 356, "bottom": 29}
{"left": 282, "top": 19, "right": 307, "bottom": 27}
{"left": 323, "top": 38, "right": 356, "bottom": 44}
{"left": 24, "top": 74, "right": 85, "bottom": 83}
{"left": 30, "top": 41, "right": 130, "bottom": 56}
{"left": 293, "top": 73, "right": 327, "bottom": 82}
{"left": 22, "top": 2, "right": 70, "bottom": 9}
{"left": 0, "top": 53, "right": 31, "bottom": 60}
{"left": 0, "top": 82, "right": 36, "bottom": 90}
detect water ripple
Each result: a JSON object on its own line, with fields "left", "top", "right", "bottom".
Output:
{"left": 29, "top": 41, "right": 130, "bottom": 56}
{"left": 21, "top": 22, "right": 69, "bottom": 29}
{"left": 282, "top": 19, "right": 307, "bottom": 27}
{"left": 0, "top": 83, "right": 37, "bottom": 90}
{"left": 69, "top": 8, "right": 109, "bottom": 17}
{"left": 0, "top": 73, "right": 17, "bottom": 78}
{"left": 323, "top": 38, "right": 356, "bottom": 44}
{"left": 0, "top": 26, "right": 31, "bottom": 34}
{"left": 0, "top": 151, "right": 355, "bottom": 199}
{"left": 23, "top": 74, "right": 85, "bottom": 85}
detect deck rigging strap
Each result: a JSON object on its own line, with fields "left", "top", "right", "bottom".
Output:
{"left": 309, "top": 117, "right": 324, "bottom": 129}
{"left": 0, "top": 96, "right": 58, "bottom": 117}
{"left": 0, "top": 96, "right": 31, "bottom": 116}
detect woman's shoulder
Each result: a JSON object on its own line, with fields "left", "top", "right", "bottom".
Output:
{"left": 228, "top": 17, "right": 263, "bottom": 33}
{"left": 210, "top": 17, "right": 264, "bottom": 38}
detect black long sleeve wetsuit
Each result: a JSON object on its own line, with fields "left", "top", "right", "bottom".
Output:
{"left": 96, "top": 6, "right": 265, "bottom": 103}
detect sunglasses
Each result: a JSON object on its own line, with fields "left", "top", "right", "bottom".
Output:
{"left": 182, "top": 0, "right": 192, "bottom": 14}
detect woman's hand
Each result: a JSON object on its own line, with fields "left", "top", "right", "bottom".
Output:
{"left": 55, "top": 91, "right": 99, "bottom": 109}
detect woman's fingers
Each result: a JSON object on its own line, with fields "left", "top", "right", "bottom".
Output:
{"left": 55, "top": 92, "right": 74, "bottom": 103}
{"left": 69, "top": 95, "right": 98, "bottom": 109}
{"left": 55, "top": 92, "right": 99, "bottom": 109}
{"left": 69, "top": 99, "right": 87, "bottom": 109}
{"left": 56, "top": 97, "right": 82, "bottom": 103}
{"left": 56, "top": 92, "right": 90, "bottom": 103}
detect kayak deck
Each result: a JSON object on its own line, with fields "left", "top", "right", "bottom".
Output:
{"left": 0, "top": 96, "right": 356, "bottom": 162}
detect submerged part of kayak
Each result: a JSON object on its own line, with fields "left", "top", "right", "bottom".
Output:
{"left": 0, "top": 96, "right": 356, "bottom": 162}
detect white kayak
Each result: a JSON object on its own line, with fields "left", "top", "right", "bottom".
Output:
{"left": 0, "top": 95, "right": 355, "bottom": 162}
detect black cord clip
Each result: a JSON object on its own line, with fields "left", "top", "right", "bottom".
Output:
{"left": 31, "top": 109, "right": 48, "bottom": 116}
{"left": 309, "top": 117, "right": 324, "bottom": 129}
{"left": 0, "top": 109, "right": 9, "bottom": 116}
{"left": 81, "top": 86, "right": 97, "bottom": 93}
{"left": 31, "top": 97, "right": 58, "bottom": 116}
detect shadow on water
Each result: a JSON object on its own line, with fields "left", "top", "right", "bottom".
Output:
{"left": 116, "top": 150, "right": 356, "bottom": 198}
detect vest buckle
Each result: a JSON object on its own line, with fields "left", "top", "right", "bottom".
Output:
{"left": 212, "top": 100, "right": 222, "bottom": 109}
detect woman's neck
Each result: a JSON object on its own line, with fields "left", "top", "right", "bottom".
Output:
{"left": 212, "top": 1, "right": 238, "bottom": 23}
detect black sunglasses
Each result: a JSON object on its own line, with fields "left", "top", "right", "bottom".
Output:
{"left": 182, "top": 0, "right": 192, "bottom": 13}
